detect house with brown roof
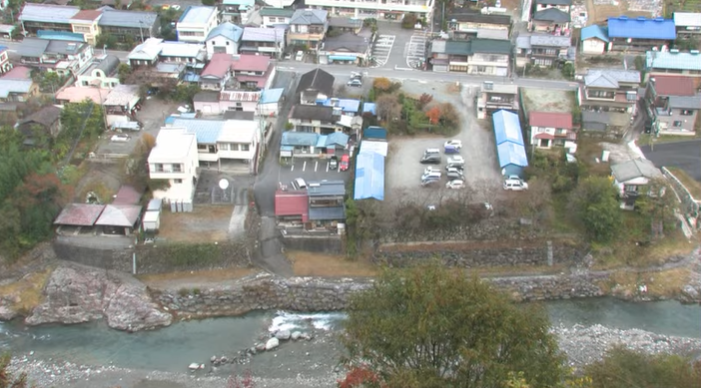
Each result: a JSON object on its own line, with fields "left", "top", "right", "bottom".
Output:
{"left": 288, "top": 104, "right": 342, "bottom": 135}
{"left": 275, "top": 189, "right": 309, "bottom": 224}
{"left": 54, "top": 203, "right": 105, "bottom": 235}
{"left": 70, "top": 9, "right": 102, "bottom": 45}
{"left": 17, "top": 105, "right": 62, "bottom": 145}
{"left": 528, "top": 111, "right": 575, "bottom": 149}
{"left": 644, "top": 75, "right": 701, "bottom": 136}
{"left": 230, "top": 54, "right": 275, "bottom": 90}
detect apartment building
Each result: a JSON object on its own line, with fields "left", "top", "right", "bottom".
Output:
{"left": 305, "top": 0, "right": 434, "bottom": 22}
{"left": 177, "top": 6, "right": 219, "bottom": 44}
{"left": 148, "top": 128, "right": 200, "bottom": 204}
{"left": 19, "top": 4, "right": 79, "bottom": 35}
{"left": 98, "top": 8, "right": 159, "bottom": 43}
{"left": 18, "top": 38, "right": 93, "bottom": 76}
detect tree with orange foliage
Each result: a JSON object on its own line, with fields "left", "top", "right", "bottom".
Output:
{"left": 425, "top": 106, "right": 441, "bottom": 125}
{"left": 372, "top": 77, "right": 392, "bottom": 92}
{"left": 338, "top": 365, "right": 382, "bottom": 388}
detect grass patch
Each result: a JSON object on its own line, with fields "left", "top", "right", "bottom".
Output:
{"left": 666, "top": 167, "right": 701, "bottom": 199}
{"left": 592, "top": 228, "right": 694, "bottom": 270}
{"left": 598, "top": 268, "right": 691, "bottom": 299}
{"left": 0, "top": 268, "right": 53, "bottom": 314}
{"left": 287, "top": 251, "right": 378, "bottom": 277}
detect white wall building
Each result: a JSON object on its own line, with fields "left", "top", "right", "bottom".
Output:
{"left": 148, "top": 128, "right": 200, "bottom": 204}
{"left": 205, "top": 22, "right": 243, "bottom": 60}
{"left": 304, "top": 0, "right": 434, "bottom": 21}
{"left": 177, "top": 6, "right": 220, "bottom": 44}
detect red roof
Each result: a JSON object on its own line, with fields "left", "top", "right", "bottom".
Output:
{"left": 529, "top": 112, "right": 573, "bottom": 130}
{"left": 534, "top": 133, "right": 555, "bottom": 140}
{"left": 275, "top": 190, "right": 308, "bottom": 221}
{"left": 652, "top": 76, "right": 695, "bottom": 96}
{"left": 54, "top": 204, "right": 105, "bottom": 226}
{"left": 201, "top": 53, "right": 232, "bottom": 78}
{"left": 113, "top": 185, "right": 142, "bottom": 205}
{"left": 72, "top": 10, "right": 102, "bottom": 21}
{"left": 231, "top": 54, "right": 271, "bottom": 72}
{"left": 1, "top": 66, "right": 32, "bottom": 80}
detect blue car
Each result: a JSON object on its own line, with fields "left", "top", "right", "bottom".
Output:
{"left": 444, "top": 144, "right": 460, "bottom": 154}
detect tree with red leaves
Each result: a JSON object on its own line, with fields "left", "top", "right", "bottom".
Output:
{"left": 338, "top": 365, "right": 383, "bottom": 388}
{"left": 425, "top": 106, "right": 442, "bottom": 125}
{"left": 228, "top": 370, "right": 255, "bottom": 388}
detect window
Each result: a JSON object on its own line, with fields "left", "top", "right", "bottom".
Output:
{"left": 173, "top": 179, "right": 183, "bottom": 184}
{"left": 681, "top": 110, "right": 694, "bottom": 116}
{"left": 240, "top": 143, "right": 250, "bottom": 151}
{"left": 673, "top": 121, "right": 682, "bottom": 127}
{"left": 172, "top": 164, "right": 182, "bottom": 172}
{"left": 219, "top": 143, "right": 229, "bottom": 151}
{"left": 153, "top": 163, "right": 164, "bottom": 172}
{"left": 226, "top": 41, "right": 230, "bottom": 46}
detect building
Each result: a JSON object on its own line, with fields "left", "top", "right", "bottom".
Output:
{"left": 259, "top": 88, "right": 285, "bottom": 116}
{"left": 53, "top": 203, "right": 106, "bottom": 234}
{"left": 306, "top": 180, "right": 346, "bottom": 227}
{"left": 18, "top": 38, "right": 94, "bottom": 76}
{"left": 319, "top": 98, "right": 361, "bottom": 116}
{"left": 318, "top": 32, "right": 370, "bottom": 65}
{"left": 177, "top": 6, "right": 219, "bottom": 44}
{"left": 76, "top": 54, "right": 120, "bottom": 89}
{"left": 230, "top": 54, "right": 275, "bottom": 90}
{"left": 476, "top": 82, "right": 519, "bottom": 119}
{"left": 646, "top": 50, "right": 701, "bottom": 81}
{"left": 288, "top": 9, "right": 328, "bottom": 51}
{"left": 528, "top": 111, "right": 575, "bottom": 149}
{"left": 148, "top": 128, "right": 200, "bottom": 205}
{"left": 288, "top": 105, "right": 341, "bottom": 134}
{"left": 447, "top": 12, "right": 511, "bottom": 41}
{"left": 17, "top": 105, "right": 62, "bottom": 143}
{"left": 296, "top": 68, "right": 334, "bottom": 104}
{"left": 260, "top": 7, "right": 295, "bottom": 28}
{"left": 644, "top": 75, "right": 701, "bottom": 136}
{"left": 98, "top": 8, "right": 159, "bottom": 43}
{"left": 127, "top": 37, "right": 163, "bottom": 67}
{"left": 193, "top": 90, "right": 261, "bottom": 115}
{"left": 492, "top": 110, "right": 528, "bottom": 178}
{"left": 55, "top": 86, "right": 110, "bottom": 105}
{"left": 0, "top": 68, "right": 38, "bottom": 102}
{"left": 69, "top": 10, "right": 102, "bottom": 46}
{"left": 606, "top": 16, "right": 676, "bottom": 52}
{"left": 199, "top": 53, "right": 233, "bottom": 90}
{"left": 103, "top": 84, "right": 141, "bottom": 124}
{"left": 610, "top": 158, "right": 663, "bottom": 207}
{"left": 0, "top": 46, "right": 11, "bottom": 74}
{"left": 279, "top": 130, "right": 349, "bottom": 158}
{"left": 328, "top": 17, "right": 363, "bottom": 34}
{"left": 95, "top": 204, "right": 142, "bottom": 235}
{"left": 674, "top": 12, "right": 701, "bottom": 38}
{"left": 354, "top": 144, "right": 385, "bottom": 201}
{"left": 580, "top": 25, "right": 609, "bottom": 55}
{"left": 579, "top": 68, "right": 641, "bottom": 118}
{"left": 19, "top": 4, "right": 80, "bottom": 35}
{"left": 274, "top": 190, "right": 309, "bottom": 223}
{"left": 531, "top": 0, "right": 571, "bottom": 34}
{"left": 305, "top": 0, "right": 434, "bottom": 22}
{"left": 240, "top": 27, "right": 286, "bottom": 59}
{"left": 516, "top": 33, "right": 572, "bottom": 67}
{"left": 159, "top": 41, "right": 207, "bottom": 71}
{"left": 206, "top": 22, "right": 243, "bottom": 61}
{"left": 429, "top": 39, "right": 512, "bottom": 76}
{"left": 221, "top": 0, "right": 255, "bottom": 24}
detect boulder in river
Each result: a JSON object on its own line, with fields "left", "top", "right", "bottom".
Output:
{"left": 265, "top": 337, "right": 280, "bottom": 350}
{"left": 0, "top": 305, "right": 17, "bottom": 321}
{"left": 291, "top": 331, "right": 302, "bottom": 341}
{"left": 275, "top": 330, "right": 291, "bottom": 341}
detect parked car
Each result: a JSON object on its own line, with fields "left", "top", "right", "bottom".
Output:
{"left": 292, "top": 178, "right": 307, "bottom": 190}
{"left": 329, "top": 155, "right": 338, "bottom": 170}
{"left": 424, "top": 148, "right": 441, "bottom": 155}
{"left": 110, "top": 134, "right": 130, "bottom": 142}
{"left": 421, "top": 171, "right": 442, "bottom": 181}
{"left": 446, "top": 155, "right": 465, "bottom": 166}
{"left": 446, "top": 167, "right": 464, "bottom": 181}
{"left": 340, "top": 154, "right": 350, "bottom": 171}
{"left": 423, "top": 166, "right": 440, "bottom": 175}
{"left": 444, "top": 140, "right": 462, "bottom": 149}
{"left": 171, "top": 4, "right": 181, "bottom": 10}
{"left": 347, "top": 79, "right": 362, "bottom": 87}
{"left": 444, "top": 144, "right": 460, "bottom": 154}
{"left": 350, "top": 72, "right": 362, "bottom": 80}
{"left": 421, "top": 179, "right": 440, "bottom": 187}
{"left": 503, "top": 176, "right": 528, "bottom": 191}
{"left": 446, "top": 179, "right": 465, "bottom": 189}
{"left": 420, "top": 154, "right": 441, "bottom": 164}
{"left": 295, "top": 51, "right": 304, "bottom": 61}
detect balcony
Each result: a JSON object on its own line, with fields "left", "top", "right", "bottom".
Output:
{"left": 305, "top": 0, "right": 433, "bottom": 13}
{"left": 655, "top": 107, "right": 672, "bottom": 116}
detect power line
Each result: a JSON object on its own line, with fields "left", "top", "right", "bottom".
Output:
{"left": 61, "top": 102, "right": 95, "bottom": 167}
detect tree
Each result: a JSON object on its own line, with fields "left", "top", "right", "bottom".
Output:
{"left": 518, "top": 176, "right": 553, "bottom": 226}
{"left": 634, "top": 55, "right": 645, "bottom": 72}
{"left": 634, "top": 178, "right": 677, "bottom": 239}
{"left": 569, "top": 176, "right": 622, "bottom": 242}
{"left": 1, "top": 352, "right": 34, "bottom": 387}
{"left": 375, "top": 93, "right": 401, "bottom": 123}
{"left": 117, "top": 63, "right": 132, "bottom": 84}
{"left": 417, "top": 93, "right": 433, "bottom": 109}
{"left": 561, "top": 62, "right": 575, "bottom": 79}
{"left": 584, "top": 347, "right": 701, "bottom": 388}
{"left": 425, "top": 106, "right": 441, "bottom": 124}
{"left": 674, "top": 38, "right": 699, "bottom": 51}
{"left": 342, "top": 264, "right": 565, "bottom": 388}
{"left": 372, "top": 77, "right": 392, "bottom": 93}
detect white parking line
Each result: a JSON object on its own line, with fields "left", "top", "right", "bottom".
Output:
{"left": 302, "top": 161, "right": 307, "bottom": 171}
{"left": 314, "top": 161, "right": 318, "bottom": 172}
{"left": 290, "top": 164, "right": 294, "bottom": 171}
{"left": 326, "top": 162, "right": 329, "bottom": 172}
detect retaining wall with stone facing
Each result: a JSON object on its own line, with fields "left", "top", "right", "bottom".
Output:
{"left": 152, "top": 272, "right": 606, "bottom": 319}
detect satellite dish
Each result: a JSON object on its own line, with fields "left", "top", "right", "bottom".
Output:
{"left": 218, "top": 179, "right": 230, "bottom": 190}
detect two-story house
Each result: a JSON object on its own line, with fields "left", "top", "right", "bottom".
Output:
{"left": 516, "top": 33, "right": 572, "bottom": 67}
{"left": 296, "top": 68, "right": 334, "bottom": 104}
{"left": 199, "top": 53, "right": 232, "bottom": 91}
{"left": 447, "top": 12, "right": 511, "bottom": 41}
{"left": 279, "top": 131, "right": 349, "bottom": 159}
{"left": 674, "top": 12, "right": 701, "bottom": 39}
{"left": 18, "top": 38, "right": 94, "bottom": 77}
{"left": 19, "top": 4, "right": 80, "bottom": 35}
{"left": 230, "top": 54, "right": 275, "bottom": 90}
{"left": 580, "top": 24, "right": 609, "bottom": 55}
{"left": 205, "top": 22, "right": 243, "bottom": 61}
{"left": 477, "top": 82, "right": 519, "bottom": 119}
{"left": 288, "top": 105, "right": 342, "bottom": 134}
{"left": 429, "top": 39, "right": 512, "bottom": 76}
{"left": 328, "top": 17, "right": 363, "bottom": 34}
{"left": 644, "top": 75, "right": 701, "bottom": 136}
{"left": 611, "top": 158, "right": 663, "bottom": 209}
{"left": 579, "top": 68, "right": 641, "bottom": 131}
{"left": 528, "top": 111, "right": 575, "bottom": 149}
{"left": 288, "top": 9, "right": 328, "bottom": 52}
{"left": 531, "top": 0, "right": 571, "bottom": 34}
{"left": 260, "top": 7, "right": 294, "bottom": 28}
{"left": 0, "top": 46, "right": 11, "bottom": 74}
{"left": 0, "top": 72, "right": 38, "bottom": 103}
{"left": 606, "top": 16, "right": 676, "bottom": 52}
{"left": 177, "top": 6, "right": 219, "bottom": 44}
{"left": 646, "top": 50, "right": 701, "bottom": 83}
{"left": 240, "top": 27, "right": 286, "bottom": 59}
{"left": 159, "top": 41, "right": 207, "bottom": 71}
{"left": 305, "top": 0, "right": 434, "bottom": 22}
{"left": 76, "top": 54, "right": 120, "bottom": 89}
{"left": 319, "top": 33, "right": 370, "bottom": 65}
{"left": 307, "top": 180, "right": 346, "bottom": 228}
{"left": 98, "top": 8, "right": 159, "bottom": 43}
{"left": 148, "top": 128, "right": 200, "bottom": 204}
{"left": 127, "top": 37, "right": 162, "bottom": 67}
{"left": 69, "top": 10, "right": 102, "bottom": 46}
{"left": 221, "top": 0, "right": 255, "bottom": 24}
{"left": 194, "top": 90, "right": 261, "bottom": 115}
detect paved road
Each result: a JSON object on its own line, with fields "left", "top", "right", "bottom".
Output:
{"left": 641, "top": 139, "right": 701, "bottom": 181}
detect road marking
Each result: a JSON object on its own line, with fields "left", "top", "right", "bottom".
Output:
{"left": 290, "top": 164, "right": 294, "bottom": 171}
{"left": 314, "top": 161, "right": 318, "bottom": 172}
{"left": 326, "top": 162, "right": 329, "bottom": 172}
{"left": 302, "top": 161, "right": 307, "bottom": 171}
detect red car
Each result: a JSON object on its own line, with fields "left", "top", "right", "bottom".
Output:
{"left": 339, "top": 154, "right": 350, "bottom": 171}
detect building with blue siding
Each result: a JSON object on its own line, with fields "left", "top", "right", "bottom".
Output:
{"left": 492, "top": 110, "right": 528, "bottom": 178}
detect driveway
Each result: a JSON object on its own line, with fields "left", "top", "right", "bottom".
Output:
{"left": 640, "top": 139, "right": 701, "bottom": 181}
{"left": 280, "top": 157, "right": 352, "bottom": 189}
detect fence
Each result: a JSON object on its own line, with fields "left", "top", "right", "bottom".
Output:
{"left": 662, "top": 166, "right": 701, "bottom": 226}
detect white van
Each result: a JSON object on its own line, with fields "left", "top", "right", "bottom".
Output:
{"left": 424, "top": 148, "right": 441, "bottom": 155}
{"left": 503, "top": 177, "right": 528, "bottom": 191}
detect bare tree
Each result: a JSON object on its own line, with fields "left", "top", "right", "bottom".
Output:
{"left": 517, "top": 177, "right": 553, "bottom": 228}
{"left": 375, "top": 93, "right": 402, "bottom": 123}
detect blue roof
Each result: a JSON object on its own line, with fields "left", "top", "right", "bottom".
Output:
{"left": 581, "top": 25, "right": 609, "bottom": 42}
{"left": 206, "top": 22, "right": 243, "bottom": 42}
{"left": 493, "top": 110, "right": 524, "bottom": 146}
{"left": 607, "top": 17, "right": 676, "bottom": 40}
{"left": 171, "top": 118, "right": 224, "bottom": 144}
{"left": 497, "top": 142, "right": 529, "bottom": 169}
{"left": 646, "top": 51, "right": 701, "bottom": 71}
{"left": 354, "top": 151, "right": 385, "bottom": 201}
{"left": 0, "top": 45, "right": 7, "bottom": 52}
{"left": 320, "top": 98, "right": 361, "bottom": 113}
{"left": 325, "top": 132, "right": 349, "bottom": 147}
{"left": 223, "top": 0, "right": 254, "bottom": 6}
{"left": 363, "top": 126, "right": 387, "bottom": 139}
{"left": 165, "top": 116, "right": 176, "bottom": 125}
{"left": 362, "top": 102, "right": 376, "bottom": 115}
{"left": 260, "top": 88, "right": 284, "bottom": 104}
{"left": 183, "top": 72, "right": 200, "bottom": 83}
{"left": 37, "top": 30, "right": 85, "bottom": 42}
{"left": 316, "top": 135, "right": 328, "bottom": 148}
{"left": 281, "top": 131, "right": 318, "bottom": 147}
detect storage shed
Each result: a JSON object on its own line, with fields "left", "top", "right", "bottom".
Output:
{"left": 493, "top": 110, "right": 528, "bottom": 178}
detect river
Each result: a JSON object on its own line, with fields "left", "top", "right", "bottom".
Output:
{"left": 1, "top": 299, "right": 700, "bottom": 382}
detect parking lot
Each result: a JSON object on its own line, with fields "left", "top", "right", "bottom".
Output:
{"left": 372, "top": 34, "right": 396, "bottom": 68}
{"left": 404, "top": 32, "right": 428, "bottom": 69}
{"left": 279, "top": 157, "right": 352, "bottom": 190}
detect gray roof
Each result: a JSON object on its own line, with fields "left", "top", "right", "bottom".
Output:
{"left": 323, "top": 33, "right": 369, "bottom": 53}
{"left": 584, "top": 68, "right": 641, "bottom": 88}
{"left": 582, "top": 110, "right": 610, "bottom": 124}
{"left": 0, "top": 79, "right": 33, "bottom": 98}
{"left": 17, "top": 38, "right": 50, "bottom": 57}
{"left": 529, "top": 34, "right": 571, "bottom": 47}
{"left": 308, "top": 206, "right": 345, "bottom": 220}
{"left": 19, "top": 105, "right": 61, "bottom": 128}
{"left": 93, "top": 54, "right": 120, "bottom": 76}
{"left": 536, "top": 0, "right": 572, "bottom": 5}
{"left": 307, "top": 180, "right": 345, "bottom": 196}
{"left": 207, "top": 22, "right": 243, "bottom": 42}
{"left": 223, "top": 110, "right": 255, "bottom": 120}
{"left": 296, "top": 68, "right": 334, "bottom": 98}
{"left": 260, "top": 7, "right": 294, "bottom": 17}
{"left": 179, "top": 6, "right": 216, "bottom": 24}
{"left": 99, "top": 8, "right": 158, "bottom": 28}
{"left": 533, "top": 8, "right": 571, "bottom": 22}
{"left": 448, "top": 12, "right": 511, "bottom": 26}
{"left": 194, "top": 91, "right": 220, "bottom": 102}
{"left": 668, "top": 95, "right": 701, "bottom": 110}
{"left": 290, "top": 105, "right": 335, "bottom": 122}
{"left": 46, "top": 40, "right": 87, "bottom": 55}
{"left": 611, "top": 159, "right": 662, "bottom": 182}
{"left": 19, "top": 3, "right": 80, "bottom": 23}
{"left": 328, "top": 17, "right": 362, "bottom": 29}
{"left": 290, "top": 9, "right": 327, "bottom": 25}
{"left": 242, "top": 27, "right": 285, "bottom": 43}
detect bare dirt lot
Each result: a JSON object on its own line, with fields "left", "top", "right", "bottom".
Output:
{"left": 158, "top": 205, "right": 234, "bottom": 243}
{"left": 521, "top": 88, "right": 575, "bottom": 115}
{"left": 286, "top": 251, "right": 378, "bottom": 277}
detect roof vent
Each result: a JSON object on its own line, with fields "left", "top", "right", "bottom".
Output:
{"left": 670, "top": 48, "right": 680, "bottom": 54}
{"left": 618, "top": 16, "right": 628, "bottom": 20}
{"left": 690, "top": 50, "right": 700, "bottom": 55}
{"left": 637, "top": 17, "right": 646, "bottom": 21}
{"left": 654, "top": 17, "right": 664, "bottom": 21}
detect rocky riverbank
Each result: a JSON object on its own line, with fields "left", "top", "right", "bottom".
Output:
{"left": 8, "top": 324, "right": 701, "bottom": 388}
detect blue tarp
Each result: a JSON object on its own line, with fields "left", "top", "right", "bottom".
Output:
{"left": 362, "top": 102, "right": 376, "bottom": 115}
{"left": 493, "top": 110, "right": 524, "bottom": 146}
{"left": 496, "top": 141, "right": 528, "bottom": 169}
{"left": 329, "top": 55, "right": 357, "bottom": 61}
{"left": 607, "top": 16, "right": 676, "bottom": 40}
{"left": 354, "top": 151, "right": 385, "bottom": 201}
{"left": 363, "top": 126, "right": 387, "bottom": 140}
{"left": 37, "top": 30, "right": 85, "bottom": 42}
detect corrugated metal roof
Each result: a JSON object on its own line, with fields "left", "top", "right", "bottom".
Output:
{"left": 308, "top": 206, "right": 345, "bottom": 221}
{"left": 325, "top": 132, "right": 349, "bottom": 147}
{"left": 207, "top": 22, "right": 243, "bottom": 42}
{"left": 611, "top": 158, "right": 662, "bottom": 182}
{"left": 54, "top": 204, "right": 105, "bottom": 226}
{"left": 651, "top": 75, "right": 696, "bottom": 96}
{"left": 492, "top": 110, "right": 524, "bottom": 146}
{"left": 354, "top": 151, "right": 385, "bottom": 201}
{"left": 308, "top": 180, "right": 345, "bottom": 197}
{"left": 242, "top": 27, "right": 285, "bottom": 43}
{"left": 359, "top": 140, "right": 388, "bottom": 156}
{"left": 171, "top": 118, "right": 225, "bottom": 144}
{"left": 19, "top": 3, "right": 80, "bottom": 23}
{"left": 529, "top": 112, "right": 573, "bottom": 129}
{"left": 275, "top": 191, "right": 308, "bottom": 219}
{"left": 581, "top": 25, "right": 609, "bottom": 42}
{"left": 281, "top": 131, "right": 318, "bottom": 146}
{"left": 113, "top": 185, "right": 142, "bottom": 205}
{"left": 260, "top": 7, "right": 294, "bottom": 17}
{"left": 37, "top": 30, "right": 85, "bottom": 42}
{"left": 647, "top": 51, "right": 701, "bottom": 71}
{"left": 95, "top": 204, "right": 142, "bottom": 227}
{"left": 99, "top": 9, "right": 158, "bottom": 28}
{"left": 607, "top": 17, "right": 676, "bottom": 40}
{"left": 497, "top": 141, "right": 528, "bottom": 169}
{"left": 668, "top": 95, "right": 701, "bottom": 109}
